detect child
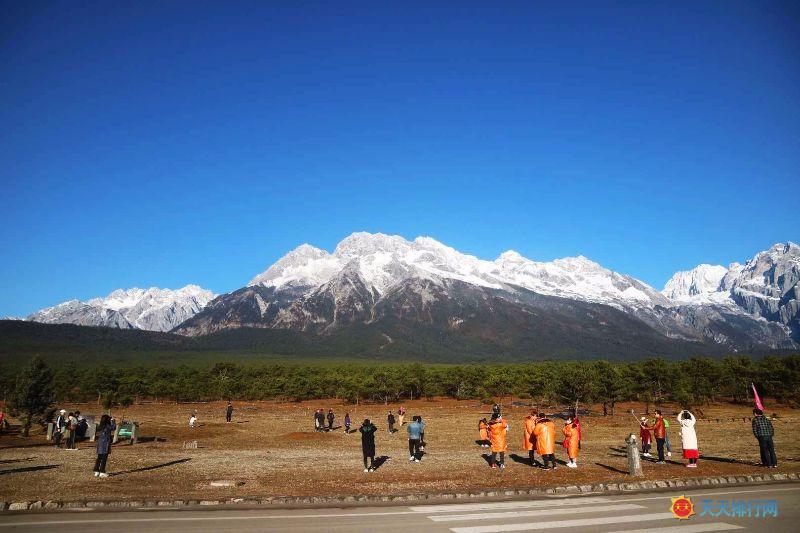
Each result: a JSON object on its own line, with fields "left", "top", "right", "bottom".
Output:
{"left": 344, "top": 413, "right": 351, "bottom": 433}
{"left": 189, "top": 412, "right": 197, "bottom": 428}
{"left": 479, "top": 418, "right": 490, "bottom": 448}
{"left": 563, "top": 417, "right": 579, "bottom": 468}
{"left": 639, "top": 416, "right": 652, "bottom": 457}
{"left": 387, "top": 411, "right": 396, "bottom": 433}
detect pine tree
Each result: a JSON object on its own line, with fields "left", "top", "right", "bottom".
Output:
{"left": 9, "top": 356, "right": 55, "bottom": 437}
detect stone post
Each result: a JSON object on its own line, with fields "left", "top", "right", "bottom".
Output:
{"left": 625, "top": 433, "right": 643, "bottom": 476}
{"left": 87, "top": 422, "right": 97, "bottom": 442}
{"left": 46, "top": 422, "right": 54, "bottom": 441}
{"left": 131, "top": 423, "right": 140, "bottom": 445}
{"left": 112, "top": 424, "right": 121, "bottom": 444}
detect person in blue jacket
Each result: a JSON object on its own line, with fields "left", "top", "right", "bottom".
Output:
{"left": 93, "top": 414, "right": 116, "bottom": 478}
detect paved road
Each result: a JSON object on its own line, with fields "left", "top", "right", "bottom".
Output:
{"left": 1, "top": 484, "right": 797, "bottom": 532}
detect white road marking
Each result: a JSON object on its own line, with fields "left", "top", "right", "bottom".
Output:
{"left": 410, "top": 496, "right": 611, "bottom": 513}
{"left": 605, "top": 523, "right": 744, "bottom": 533}
{"left": 449, "top": 512, "right": 675, "bottom": 533}
{"left": 428, "top": 503, "right": 644, "bottom": 522}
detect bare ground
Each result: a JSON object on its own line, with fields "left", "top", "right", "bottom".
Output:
{"left": 1, "top": 399, "right": 797, "bottom": 502}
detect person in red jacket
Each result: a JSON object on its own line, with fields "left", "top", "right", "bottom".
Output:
{"left": 643, "top": 410, "right": 667, "bottom": 463}
{"left": 639, "top": 416, "right": 653, "bottom": 457}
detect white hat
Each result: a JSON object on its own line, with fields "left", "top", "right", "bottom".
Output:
{"left": 60, "top": 409, "right": 66, "bottom": 414}
{"left": 640, "top": 416, "right": 647, "bottom": 422}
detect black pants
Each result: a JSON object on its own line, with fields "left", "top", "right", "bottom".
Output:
{"left": 528, "top": 450, "right": 536, "bottom": 466}
{"left": 53, "top": 431, "right": 62, "bottom": 446}
{"left": 345, "top": 424, "right": 350, "bottom": 433}
{"left": 362, "top": 450, "right": 374, "bottom": 469}
{"left": 66, "top": 431, "right": 76, "bottom": 449}
{"left": 642, "top": 442, "right": 651, "bottom": 454}
{"left": 328, "top": 420, "right": 333, "bottom": 429}
{"left": 409, "top": 439, "right": 421, "bottom": 458}
{"left": 757, "top": 436, "right": 777, "bottom": 467}
{"left": 226, "top": 413, "right": 232, "bottom": 422}
{"left": 656, "top": 438, "right": 665, "bottom": 461}
{"left": 542, "top": 454, "right": 556, "bottom": 469}
{"left": 491, "top": 451, "right": 505, "bottom": 466}
{"left": 94, "top": 453, "right": 108, "bottom": 473}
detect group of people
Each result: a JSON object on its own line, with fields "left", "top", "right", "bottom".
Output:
{"left": 478, "top": 406, "right": 582, "bottom": 470}
{"left": 52, "top": 409, "right": 90, "bottom": 450}
{"left": 358, "top": 411, "right": 426, "bottom": 472}
{"left": 314, "top": 408, "right": 350, "bottom": 432}
{"left": 637, "top": 407, "right": 778, "bottom": 469}
{"left": 51, "top": 409, "right": 117, "bottom": 477}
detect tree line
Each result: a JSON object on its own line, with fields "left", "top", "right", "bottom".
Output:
{"left": 4, "top": 356, "right": 799, "bottom": 421}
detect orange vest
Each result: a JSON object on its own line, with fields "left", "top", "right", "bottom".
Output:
{"left": 488, "top": 419, "right": 508, "bottom": 452}
{"left": 479, "top": 421, "right": 488, "bottom": 441}
{"left": 563, "top": 423, "right": 579, "bottom": 458}
{"left": 533, "top": 419, "right": 555, "bottom": 455}
{"left": 522, "top": 416, "right": 537, "bottom": 451}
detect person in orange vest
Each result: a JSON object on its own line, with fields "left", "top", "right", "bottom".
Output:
{"left": 562, "top": 416, "right": 580, "bottom": 468}
{"left": 487, "top": 415, "right": 509, "bottom": 469}
{"left": 533, "top": 413, "right": 556, "bottom": 469}
{"left": 522, "top": 411, "right": 538, "bottom": 466}
{"left": 478, "top": 418, "right": 490, "bottom": 448}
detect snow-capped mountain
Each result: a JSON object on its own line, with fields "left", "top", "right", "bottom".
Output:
{"left": 248, "top": 232, "right": 669, "bottom": 311}
{"left": 175, "top": 233, "right": 798, "bottom": 352}
{"left": 27, "top": 285, "right": 216, "bottom": 332}
{"left": 661, "top": 242, "right": 800, "bottom": 340}
{"left": 662, "top": 264, "right": 729, "bottom": 302}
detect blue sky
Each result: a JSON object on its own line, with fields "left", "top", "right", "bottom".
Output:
{"left": 1, "top": 1, "right": 798, "bottom": 317}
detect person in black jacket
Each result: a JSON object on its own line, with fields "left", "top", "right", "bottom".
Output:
{"left": 94, "top": 414, "right": 116, "bottom": 478}
{"left": 360, "top": 419, "right": 378, "bottom": 472}
{"left": 327, "top": 409, "right": 335, "bottom": 430}
{"left": 387, "top": 411, "right": 396, "bottom": 433}
{"left": 226, "top": 402, "right": 233, "bottom": 423}
{"left": 752, "top": 409, "right": 777, "bottom": 467}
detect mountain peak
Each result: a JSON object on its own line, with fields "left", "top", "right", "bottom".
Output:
{"left": 496, "top": 250, "right": 525, "bottom": 263}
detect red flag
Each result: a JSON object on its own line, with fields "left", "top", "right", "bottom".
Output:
{"left": 752, "top": 383, "right": 764, "bottom": 411}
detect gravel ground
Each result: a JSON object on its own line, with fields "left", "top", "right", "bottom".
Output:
{"left": 1, "top": 399, "right": 797, "bottom": 502}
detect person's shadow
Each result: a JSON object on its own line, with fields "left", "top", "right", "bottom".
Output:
{"left": 509, "top": 453, "right": 539, "bottom": 467}
{"left": 110, "top": 458, "right": 191, "bottom": 477}
{"left": 481, "top": 453, "right": 494, "bottom": 466}
{"left": 371, "top": 456, "right": 390, "bottom": 471}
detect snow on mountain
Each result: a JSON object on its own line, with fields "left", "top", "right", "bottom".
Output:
{"left": 27, "top": 285, "right": 216, "bottom": 332}
{"left": 662, "top": 264, "right": 728, "bottom": 302}
{"left": 248, "top": 232, "right": 669, "bottom": 310}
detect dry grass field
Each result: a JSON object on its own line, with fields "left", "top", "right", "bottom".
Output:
{"left": 1, "top": 399, "right": 798, "bottom": 502}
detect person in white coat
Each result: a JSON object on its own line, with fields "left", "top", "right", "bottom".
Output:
{"left": 678, "top": 410, "right": 698, "bottom": 467}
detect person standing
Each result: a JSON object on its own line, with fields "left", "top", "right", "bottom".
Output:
{"left": 189, "top": 412, "right": 197, "bottom": 428}
{"left": 327, "top": 409, "right": 335, "bottom": 430}
{"left": 387, "top": 411, "right": 396, "bottom": 433}
{"left": 64, "top": 412, "right": 78, "bottom": 450}
{"left": 492, "top": 403, "right": 501, "bottom": 419}
{"left": 315, "top": 409, "right": 325, "bottom": 431}
{"left": 522, "top": 411, "right": 537, "bottom": 466}
{"left": 54, "top": 410, "right": 66, "bottom": 446}
{"left": 0, "top": 408, "right": 4, "bottom": 436}
{"left": 534, "top": 413, "right": 556, "bottom": 469}
{"left": 407, "top": 416, "right": 423, "bottom": 462}
{"left": 397, "top": 406, "right": 406, "bottom": 426}
{"left": 478, "top": 418, "right": 489, "bottom": 448}
{"left": 562, "top": 417, "right": 580, "bottom": 468}
{"left": 752, "top": 409, "right": 777, "bottom": 468}
{"left": 643, "top": 410, "right": 667, "bottom": 463}
{"left": 487, "top": 415, "right": 508, "bottom": 469}
{"left": 418, "top": 415, "right": 426, "bottom": 450}
{"left": 678, "top": 410, "right": 699, "bottom": 467}
{"left": 344, "top": 413, "right": 352, "bottom": 434}
{"left": 93, "top": 414, "right": 116, "bottom": 477}
{"left": 359, "top": 419, "right": 378, "bottom": 472}
{"left": 226, "top": 402, "right": 233, "bottom": 423}
{"left": 663, "top": 416, "right": 672, "bottom": 458}
{"left": 639, "top": 417, "right": 653, "bottom": 457}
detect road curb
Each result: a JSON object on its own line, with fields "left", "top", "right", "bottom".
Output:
{"left": 2, "top": 472, "right": 798, "bottom": 513}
